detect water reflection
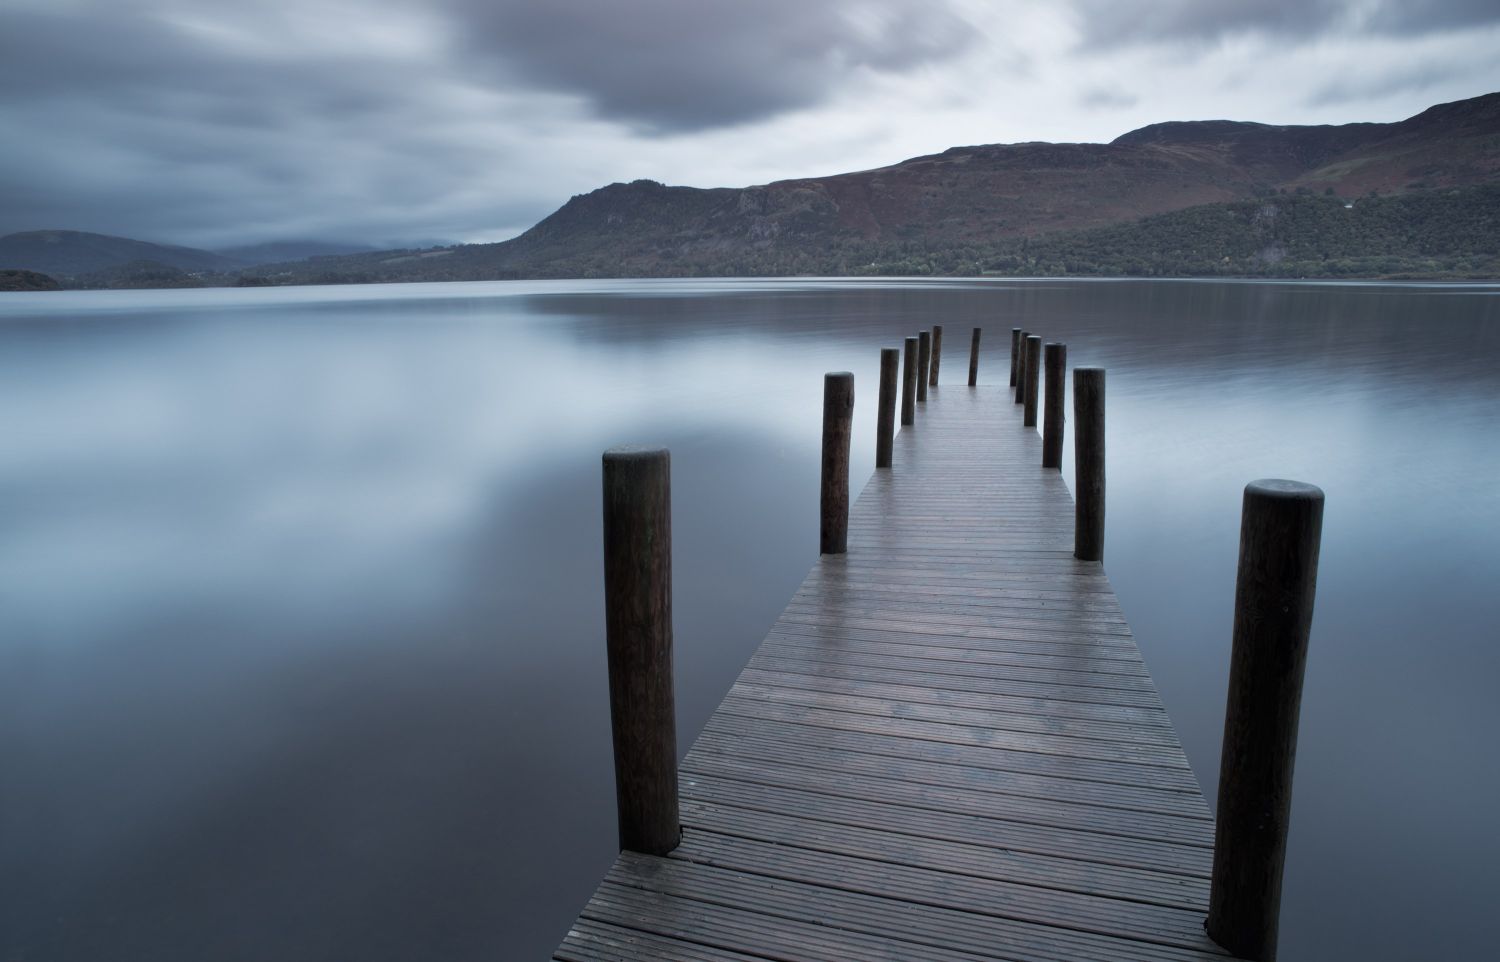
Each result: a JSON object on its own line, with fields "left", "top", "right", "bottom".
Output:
{"left": 1, "top": 278, "right": 1497, "bottom": 960}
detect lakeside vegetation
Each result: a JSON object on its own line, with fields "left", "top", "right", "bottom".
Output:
{"left": 970, "top": 185, "right": 1500, "bottom": 279}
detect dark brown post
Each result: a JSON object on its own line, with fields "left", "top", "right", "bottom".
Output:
{"left": 967, "top": 328, "right": 981, "bottom": 386}
{"left": 1207, "top": 481, "right": 1324, "bottom": 962}
{"left": 1073, "top": 368, "right": 1104, "bottom": 562}
{"left": 601, "top": 446, "right": 679, "bottom": 855}
{"left": 820, "top": 372, "right": 854, "bottom": 554}
{"left": 876, "top": 348, "right": 898, "bottom": 469}
{"left": 1042, "top": 342, "right": 1066, "bottom": 468}
{"left": 929, "top": 325, "right": 943, "bottom": 386}
{"left": 1009, "top": 328, "right": 1022, "bottom": 387}
{"left": 917, "top": 331, "right": 931, "bottom": 403}
{"left": 1022, "top": 335, "right": 1041, "bottom": 427}
{"left": 901, "top": 337, "right": 917, "bottom": 426}
{"left": 1014, "top": 330, "right": 1029, "bottom": 404}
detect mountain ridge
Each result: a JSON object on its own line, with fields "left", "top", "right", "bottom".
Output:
{"left": 5, "top": 93, "right": 1497, "bottom": 286}
{"left": 239, "top": 91, "right": 1496, "bottom": 283}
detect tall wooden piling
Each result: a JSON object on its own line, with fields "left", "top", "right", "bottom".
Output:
{"left": 820, "top": 373, "right": 854, "bottom": 554}
{"left": 1022, "top": 335, "right": 1042, "bottom": 428}
{"left": 1009, "top": 328, "right": 1022, "bottom": 387}
{"left": 1207, "top": 480, "right": 1324, "bottom": 962}
{"left": 1073, "top": 368, "right": 1105, "bottom": 562}
{"left": 967, "top": 328, "right": 981, "bottom": 386}
{"left": 917, "top": 331, "right": 931, "bottom": 403}
{"left": 929, "top": 325, "right": 943, "bottom": 386}
{"left": 1014, "top": 330, "right": 1029, "bottom": 404}
{"left": 1042, "top": 342, "right": 1066, "bottom": 468}
{"left": 901, "top": 337, "right": 917, "bottom": 426}
{"left": 876, "top": 348, "right": 899, "bottom": 469}
{"left": 601, "top": 446, "right": 679, "bottom": 856}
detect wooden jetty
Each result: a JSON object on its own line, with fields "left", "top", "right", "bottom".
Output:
{"left": 559, "top": 335, "right": 1321, "bottom": 961}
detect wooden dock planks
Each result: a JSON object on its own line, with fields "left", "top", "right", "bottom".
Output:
{"left": 556, "top": 384, "right": 1235, "bottom": 961}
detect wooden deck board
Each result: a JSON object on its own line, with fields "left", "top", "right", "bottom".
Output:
{"left": 555, "top": 384, "right": 1232, "bottom": 961}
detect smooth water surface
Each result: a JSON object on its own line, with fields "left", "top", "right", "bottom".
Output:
{"left": 2, "top": 278, "right": 1497, "bottom": 960}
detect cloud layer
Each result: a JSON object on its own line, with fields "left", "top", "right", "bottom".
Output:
{"left": 444, "top": 0, "right": 975, "bottom": 132}
{"left": 1070, "top": 0, "right": 1500, "bottom": 46}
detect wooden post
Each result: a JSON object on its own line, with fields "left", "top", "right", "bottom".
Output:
{"left": 1009, "top": 328, "right": 1022, "bottom": 387}
{"left": 1073, "top": 368, "right": 1105, "bottom": 562}
{"left": 967, "top": 327, "right": 981, "bottom": 386}
{"left": 820, "top": 372, "right": 854, "bottom": 554}
{"left": 876, "top": 348, "right": 898, "bottom": 469}
{"left": 917, "top": 331, "right": 931, "bottom": 403}
{"left": 1207, "top": 481, "right": 1324, "bottom": 962}
{"left": 901, "top": 337, "right": 917, "bottom": 426}
{"left": 601, "top": 446, "right": 679, "bottom": 856}
{"left": 1014, "top": 330, "right": 1029, "bottom": 404}
{"left": 929, "top": 325, "right": 943, "bottom": 386}
{"left": 1022, "top": 335, "right": 1041, "bottom": 428}
{"left": 1042, "top": 342, "right": 1066, "bottom": 468}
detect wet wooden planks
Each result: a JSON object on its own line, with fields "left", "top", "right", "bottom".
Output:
{"left": 556, "top": 385, "right": 1234, "bottom": 961}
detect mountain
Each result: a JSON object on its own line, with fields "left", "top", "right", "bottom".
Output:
{"left": 246, "top": 92, "right": 1500, "bottom": 284}
{"left": 0, "top": 230, "right": 239, "bottom": 277}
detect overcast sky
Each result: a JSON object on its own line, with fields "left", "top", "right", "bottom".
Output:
{"left": 2, "top": 0, "right": 1498, "bottom": 249}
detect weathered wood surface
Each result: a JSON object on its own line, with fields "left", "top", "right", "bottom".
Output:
{"left": 1207, "top": 481, "right": 1323, "bottom": 962}
{"left": 560, "top": 386, "right": 1233, "bottom": 961}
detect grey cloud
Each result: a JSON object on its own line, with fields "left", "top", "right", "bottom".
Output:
{"left": 0, "top": 3, "right": 562, "bottom": 246}
{"left": 442, "top": 0, "right": 977, "bottom": 132}
{"left": 1079, "top": 87, "right": 1138, "bottom": 110}
{"left": 0, "top": 0, "right": 978, "bottom": 246}
{"left": 1308, "top": 61, "right": 1475, "bottom": 107}
{"left": 1070, "top": 0, "right": 1500, "bottom": 48}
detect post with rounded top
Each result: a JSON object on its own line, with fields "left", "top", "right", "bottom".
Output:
{"left": 601, "top": 446, "right": 679, "bottom": 855}
{"left": 1014, "top": 330, "right": 1029, "bottom": 404}
{"left": 901, "top": 337, "right": 918, "bottom": 426}
{"left": 1042, "top": 342, "right": 1067, "bottom": 468}
{"left": 1207, "top": 480, "right": 1324, "bottom": 962}
{"left": 1073, "top": 367, "right": 1105, "bottom": 562}
{"left": 1009, "top": 328, "right": 1022, "bottom": 387}
{"left": 929, "top": 325, "right": 943, "bottom": 387}
{"left": 917, "top": 331, "right": 931, "bottom": 403}
{"left": 1022, "top": 335, "right": 1042, "bottom": 428}
{"left": 820, "top": 372, "right": 854, "bottom": 554}
{"left": 876, "top": 348, "right": 899, "bottom": 469}
{"left": 968, "top": 327, "right": 981, "bottom": 386}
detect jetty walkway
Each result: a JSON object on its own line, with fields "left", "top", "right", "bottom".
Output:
{"left": 554, "top": 372, "right": 1243, "bottom": 961}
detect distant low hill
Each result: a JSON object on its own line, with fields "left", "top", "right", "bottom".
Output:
{"left": 245, "top": 91, "right": 1500, "bottom": 284}
{"left": 0, "top": 230, "right": 239, "bottom": 278}
{"left": 0, "top": 268, "right": 62, "bottom": 292}
{"left": 0, "top": 230, "right": 384, "bottom": 280}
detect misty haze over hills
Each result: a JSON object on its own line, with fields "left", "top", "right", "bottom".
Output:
{"left": 0, "top": 233, "right": 384, "bottom": 277}
{"left": 3, "top": 92, "right": 1497, "bottom": 289}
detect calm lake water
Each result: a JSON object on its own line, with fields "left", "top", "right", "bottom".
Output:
{"left": 2, "top": 278, "right": 1497, "bottom": 960}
